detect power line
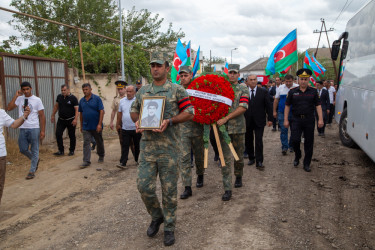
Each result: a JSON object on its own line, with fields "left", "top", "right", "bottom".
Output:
{"left": 330, "top": 0, "right": 348, "bottom": 29}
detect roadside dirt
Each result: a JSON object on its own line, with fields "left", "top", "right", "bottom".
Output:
{"left": 1, "top": 122, "right": 374, "bottom": 249}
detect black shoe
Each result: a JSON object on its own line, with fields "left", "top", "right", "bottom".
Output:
{"left": 98, "top": 156, "right": 104, "bottom": 163}
{"left": 214, "top": 154, "right": 219, "bottom": 162}
{"left": 234, "top": 176, "right": 242, "bottom": 188}
{"left": 293, "top": 158, "right": 300, "bottom": 167}
{"left": 256, "top": 162, "right": 265, "bottom": 171}
{"left": 91, "top": 144, "right": 96, "bottom": 151}
{"left": 247, "top": 159, "right": 255, "bottom": 165}
{"left": 180, "top": 186, "right": 192, "bottom": 199}
{"left": 68, "top": 151, "right": 74, "bottom": 156}
{"left": 53, "top": 151, "right": 64, "bottom": 156}
{"left": 80, "top": 162, "right": 91, "bottom": 169}
{"left": 116, "top": 163, "right": 127, "bottom": 169}
{"left": 303, "top": 164, "right": 311, "bottom": 172}
{"left": 164, "top": 231, "right": 175, "bottom": 246}
{"left": 282, "top": 149, "right": 287, "bottom": 155}
{"left": 196, "top": 175, "right": 204, "bottom": 188}
{"left": 243, "top": 152, "right": 248, "bottom": 159}
{"left": 147, "top": 217, "right": 164, "bottom": 237}
{"left": 289, "top": 148, "right": 294, "bottom": 153}
{"left": 222, "top": 190, "right": 232, "bottom": 201}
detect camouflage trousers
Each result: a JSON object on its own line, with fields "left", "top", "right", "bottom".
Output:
{"left": 230, "top": 133, "right": 245, "bottom": 177}
{"left": 179, "top": 135, "right": 205, "bottom": 187}
{"left": 137, "top": 141, "right": 178, "bottom": 232}
{"left": 218, "top": 131, "right": 232, "bottom": 191}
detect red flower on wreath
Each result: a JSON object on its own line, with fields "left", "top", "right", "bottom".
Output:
{"left": 187, "top": 74, "right": 234, "bottom": 124}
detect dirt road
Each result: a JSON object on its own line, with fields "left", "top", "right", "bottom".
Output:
{"left": 1, "top": 123, "right": 375, "bottom": 249}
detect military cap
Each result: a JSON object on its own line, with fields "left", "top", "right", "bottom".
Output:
{"left": 136, "top": 79, "right": 142, "bottom": 85}
{"left": 147, "top": 100, "right": 159, "bottom": 109}
{"left": 296, "top": 68, "right": 312, "bottom": 78}
{"left": 228, "top": 64, "right": 240, "bottom": 73}
{"left": 150, "top": 51, "right": 169, "bottom": 65}
{"left": 179, "top": 65, "right": 192, "bottom": 74}
{"left": 115, "top": 80, "right": 127, "bottom": 88}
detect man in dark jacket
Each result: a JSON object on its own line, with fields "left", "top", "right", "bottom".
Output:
{"left": 316, "top": 81, "right": 330, "bottom": 137}
{"left": 244, "top": 75, "right": 273, "bottom": 170}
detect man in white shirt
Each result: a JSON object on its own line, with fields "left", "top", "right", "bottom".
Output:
{"left": 0, "top": 107, "right": 30, "bottom": 204}
{"left": 7, "top": 82, "right": 46, "bottom": 180}
{"left": 326, "top": 80, "right": 336, "bottom": 125}
{"left": 273, "top": 74, "right": 299, "bottom": 155}
{"left": 116, "top": 85, "right": 141, "bottom": 169}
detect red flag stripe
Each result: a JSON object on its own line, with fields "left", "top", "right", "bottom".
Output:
{"left": 275, "top": 39, "right": 297, "bottom": 63}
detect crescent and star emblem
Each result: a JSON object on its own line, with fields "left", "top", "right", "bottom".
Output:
{"left": 274, "top": 50, "right": 286, "bottom": 61}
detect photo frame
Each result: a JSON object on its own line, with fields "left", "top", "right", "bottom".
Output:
{"left": 139, "top": 96, "right": 166, "bottom": 130}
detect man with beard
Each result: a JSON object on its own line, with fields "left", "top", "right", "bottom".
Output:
{"left": 130, "top": 53, "right": 194, "bottom": 246}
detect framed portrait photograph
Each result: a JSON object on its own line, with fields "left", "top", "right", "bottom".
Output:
{"left": 139, "top": 96, "right": 166, "bottom": 130}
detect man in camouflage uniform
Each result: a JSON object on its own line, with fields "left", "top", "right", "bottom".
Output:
{"left": 178, "top": 66, "right": 204, "bottom": 199}
{"left": 130, "top": 54, "right": 194, "bottom": 246}
{"left": 217, "top": 64, "right": 249, "bottom": 201}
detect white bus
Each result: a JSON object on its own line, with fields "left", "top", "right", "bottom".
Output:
{"left": 331, "top": 0, "right": 375, "bottom": 162}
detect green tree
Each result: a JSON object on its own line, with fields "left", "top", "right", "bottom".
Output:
{"left": 203, "top": 56, "right": 226, "bottom": 72}
{"left": 0, "top": 35, "right": 21, "bottom": 53}
{"left": 10, "top": 0, "right": 119, "bottom": 47}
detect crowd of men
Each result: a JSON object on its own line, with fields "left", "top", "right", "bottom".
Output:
{"left": 0, "top": 53, "right": 337, "bottom": 246}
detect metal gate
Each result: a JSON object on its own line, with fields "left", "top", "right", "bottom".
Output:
{"left": 0, "top": 52, "right": 68, "bottom": 143}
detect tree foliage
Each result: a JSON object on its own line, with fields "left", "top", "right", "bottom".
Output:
{"left": 8, "top": 1, "right": 185, "bottom": 82}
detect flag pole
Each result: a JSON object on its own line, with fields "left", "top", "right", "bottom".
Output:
{"left": 296, "top": 28, "right": 299, "bottom": 71}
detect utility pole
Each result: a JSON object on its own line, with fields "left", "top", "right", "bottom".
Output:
{"left": 118, "top": 0, "right": 125, "bottom": 81}
{"left": 313, "top": 18, "right": 338, "bottom": 83}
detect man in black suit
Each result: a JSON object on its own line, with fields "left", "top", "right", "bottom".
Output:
{"left": 316, "top": 81, "right": 330, "bottom": 137}
{"left": 244, "top": 75, "right": 273, "bottom": 170}
{"left": 268, "top": 80, "right": 278, "bottom": 131}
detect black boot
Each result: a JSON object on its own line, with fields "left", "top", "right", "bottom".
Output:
{"left": 164, "top": 231, "right": 175, "bottom": 246}
{"left": 234, "top": 176, "right": 242, "bottom": 188}
{"left": 146, "top": 217, "right": 164, "bottom": 237}
{"left": 303, "top": 164, "right": 311, "bottom": 172}
{"left": 196, "top": 175, "right": 204, "bottom": 188}
{"left": 293, "top": 157, "right": 300, "bottom": 167}
{"left": 222, "top": 190, "right": 232, "bottom": 201}
{"left": 180, "top": 186, "right": 192, "bottom": 199}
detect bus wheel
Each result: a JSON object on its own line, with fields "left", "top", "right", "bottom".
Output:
{"left": 339, "top": 108, "right": 356, "bottom": 148}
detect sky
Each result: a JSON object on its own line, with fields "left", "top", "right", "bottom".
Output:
{"left": 0, "top": 0, "right": 370, "bottom": 68}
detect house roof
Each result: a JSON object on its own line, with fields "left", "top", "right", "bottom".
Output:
{"left": 240, "top": 57, "right": 269, "bottom": 72}
{"left": 307, "top": 48, "right": 331, "bottom": 59}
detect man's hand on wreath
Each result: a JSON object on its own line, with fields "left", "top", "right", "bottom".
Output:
{"left": 217, "top": 117, "right": 229, "bottom": 126}
{"left": 152, "top": 119, "right": 168, "bottom": 133}
{"left": 135, "top": 120, "right": 144, "bottom": 133}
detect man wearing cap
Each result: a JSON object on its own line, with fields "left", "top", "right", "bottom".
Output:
{"left": 136, "top": 79, "right": 143, "bottom": 92}
{"left": 217, "top": 64, "right": 249, "bottom": 200}
{"left": 178, "top": 65, "right": 204, "bottom": 199}
{"left": 130, "top": 53, "right": 194, "bottom": 246}
{"left": 141, "top": 101, "right": 160, "bottom": 127}
{"left": 284, "top": 69, "right": 324, "bottom": 172}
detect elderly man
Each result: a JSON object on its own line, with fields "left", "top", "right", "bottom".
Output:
{"left": 0, "top": 107, "right": 30, "bottom": 204}
{"left": 7, "top": 81, "right": 46, "bottom": 180}
{"left": 116, "top": 85, "right": 141, "bottom": 169}
{"left": 130, "top": 54, "right": 194, "bottom": 246}
{"left": 51, "top": 84, "right": 79, "bottom": 156}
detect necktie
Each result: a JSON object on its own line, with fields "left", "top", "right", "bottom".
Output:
{"left": 251, "top": 89, "right": 255, "bottom": 105}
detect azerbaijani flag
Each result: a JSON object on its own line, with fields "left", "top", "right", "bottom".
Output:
{"left": 192, "top": 46, "right": 200, "bottom": 77}
{"left": 303, "top": 51, "right": 321, "bottom": 80}
{"left": 171, "top": 38, "right": 188, "bottom": 84}
{"left": 309, "top": 76, "right": 316, "bottom": 87}
{"left": 311, "top": 55, "right": 326, "bottom": 75}
{"left": 223, "top": 62, "right": 229, "bottom": 75}
{"left": 265, "top": 29, "right": 298, "bottom": 75}
{"left": 185, "top": 41, "right": 191, "bottom": 66}
{"left": 279, "top": 65, "right": 292, "bottom": 77}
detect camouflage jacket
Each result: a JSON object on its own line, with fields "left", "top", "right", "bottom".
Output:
{"left": 131, "top": 81, "right": 194, "bottom": 153}
{"left": 227, "top": 83, "right": 249, "bottom": 134}
{"left": 180, "top": 84, "right": 203, "bottom": 137}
